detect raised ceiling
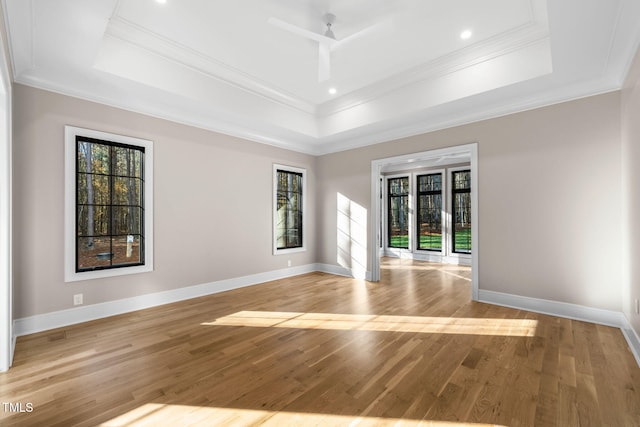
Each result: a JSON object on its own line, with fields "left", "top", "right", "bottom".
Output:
{"left": 3, "top": 0, "right": 640, "bottom": 154}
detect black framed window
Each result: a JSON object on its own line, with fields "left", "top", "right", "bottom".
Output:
{"left": 388, "top": 177, "right": 409, "bottom": 249}
{"left": 380, "top": 178, "right": 383, "bottom": 249}
{"left": 276, "top": 169, "right": 303, "bottom": 250}
{"left": 76, "top": 137, "right": 145, "bottom": 271}
{"left": 417, "top": 173, "right": 442, "bottom": 251}
{"left": 452, "top": 170, "right": 472, "bottom": 254}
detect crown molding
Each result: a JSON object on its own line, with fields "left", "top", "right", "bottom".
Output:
{"left": 313, "top": 77, "right": 621, "bottom": 156}
{"left": 105, "top": 16, "right": 316, "bottom": 116}
{"left": 12, "top": 74, "right": 321, "bottom": 155}
{"left": 317, "top": 22, "right": 550, "bottom": 118}
{"left": 1, "top": 0, "right": 33, "bottom": 78}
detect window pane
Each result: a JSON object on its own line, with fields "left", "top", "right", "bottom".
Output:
{"left": 77, "top": 237, "right": 112, "bottom": 270}
{"left": 453, "top": 171, "right": 471, "bottom": 190}
{"left": 112, "top": 206, "right": 142, "bottom": 235}
{"left": 77, "top": 205, "right": 111, "bottom": 237}
{"left": 418, "top": 174, "right": 442, "bottom": 192}
{"left": 76, "top": 137, "right": 145, "bottom": 272}
{"left": 452, "top": 170, "right": 471, "bottom": 254}
{"left": 77, "top": 174, "right": 109, "bottom": 205}
{"left": 77, "top": 173, "right": 112, "bottom": 205}
{"left": 418, "top": 195, "right": 442, "bottom": 250}
{"left": 77, "top": 140, "right": 109, "bottom": 174}
{"left": 388, "top": 177, "right": 409, "bottom": 248}
{"left": 78, "top": 142, "right": 110, "bottom": 175}
{"left": 111, "top": 235, "right": 142, "bottom": 265}
{"left": 113, "top": 177, "right": 142, "bottom": 206}
{"left": 113, "top": 146, "right": 143, "bottom": 177}
{"left": 417, "top": 174, "right": 443, "bottom": 251}
{"left": 276, "top": 169, "right": 303, "bottom": 250}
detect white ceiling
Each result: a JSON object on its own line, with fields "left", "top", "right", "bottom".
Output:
{"left": 3, "top": 0, "right": 640, "bottom": 155}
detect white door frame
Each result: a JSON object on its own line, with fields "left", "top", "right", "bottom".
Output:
{"left": 0, "top": 21, "right": 13, "bottom": 371}
{"left": 370, "top": 143, "right": 479, "bottom": 300}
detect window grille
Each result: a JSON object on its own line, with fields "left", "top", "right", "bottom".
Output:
{"left": 388, "top": 177, "right": 409, "bottom": 249}
{"left": 76, "top": 137, "right": 145, "bottom": 271}
{"left": 417, "top": 173, "right": 442, "bottom": 251}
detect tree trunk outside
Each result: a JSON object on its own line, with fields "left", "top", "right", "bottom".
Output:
{"left": 85, "top": 142, "right": 94, "bottom": 248}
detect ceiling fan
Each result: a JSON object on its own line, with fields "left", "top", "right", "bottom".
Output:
{"left": 269, "top": 13, "right": 369, "bottom": 82}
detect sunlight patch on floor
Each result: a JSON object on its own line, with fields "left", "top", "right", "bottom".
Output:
{"left": 202, "top": 311, "right": 538, "bottom": 337}
{"left": 101, "top": 403, "right": 508, "bottom": 427}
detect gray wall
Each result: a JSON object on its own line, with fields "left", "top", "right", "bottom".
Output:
{"left": 622, "top": 47, "right": 640, "bottom": 333}
{"left": 317, "top": 92, "right": 623, "bottom": 312}
{"left": 12, "top": 84, "right": 316, "bottom": 318}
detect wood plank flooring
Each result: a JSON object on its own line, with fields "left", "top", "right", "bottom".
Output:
{"left": 1, "top": 258, "right": 639, "bottom": 426}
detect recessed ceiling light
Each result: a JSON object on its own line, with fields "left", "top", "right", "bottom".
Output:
{"left": 460, "top": 30, "right": 472, "bottom": 40}
{"left": 328, "top": 87, "right": 337, "bottom": 95}
{"left": 156, "top": 0, "right": 167, "bottom": 4}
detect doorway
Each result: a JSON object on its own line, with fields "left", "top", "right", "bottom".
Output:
{"left": 370, "top": 143, "right": 478, "bottom": 300}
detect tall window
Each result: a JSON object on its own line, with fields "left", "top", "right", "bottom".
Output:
{"left": 417, "top": 173, "right": 442, "bottom": 251}
{"left": 76, "top": 137, "right": 145, "bottom": 271}
{"left": 452, "top": 170, "right": 471, "bottom": 254}
{"left": 65, "top": 126, "right": 153, "bottom": 282}
{"left": 388, "top": 177, "right": 409, "bottom": 249}
{"left": 274, "top": 165, "right": 305, "bottom": 253}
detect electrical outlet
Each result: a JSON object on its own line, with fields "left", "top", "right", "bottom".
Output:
{"left": 287, "top": 260, "right": 292, "bottom": 267}
{"left": 73, "top": 294, "right": 83, "bottom": 306}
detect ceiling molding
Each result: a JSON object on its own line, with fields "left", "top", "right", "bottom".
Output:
{"left": 313, "top": 77, "right": 621, "bottom": 156}
{"left": 12, "top": 73, "right": 321, "bottom": 156}
{"left": 606, "top": 0, "right": 640, "bottom": 86}
{"left": 3, "top": 0, "right": 640, "bottom": 156}
{"left": 104, "top": 16, "right": 316, "bottom": 115}
{"left": 317, "top": 22, "right": 550, "bottom": 117}
{"left": 1, "top": 0, "right": 33, "bottom": 77}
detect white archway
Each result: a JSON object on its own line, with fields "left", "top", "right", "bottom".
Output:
{"left": 370, "top": 143, "right": 479, "bottom": 300}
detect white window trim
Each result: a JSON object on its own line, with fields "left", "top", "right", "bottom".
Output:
{"left": 64, "top": 126, "right": 154, "bottom": 282}
{"left": 273, "top": 164, "right": 306, "bottom": 255}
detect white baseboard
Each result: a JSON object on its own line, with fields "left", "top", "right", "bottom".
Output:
{"left": 315, "top": 263, "right": 371, "bottom": 281}
{"left": 479, "top": 289, "right": 640, "bottom": 367}
{"left": 13, "top": 264, "right": 317, "bottom": 337}
{"left": 382, "top": 251, "right": 471, "bottom": 266}
{"left": 13, "top": 266, "right": 639, "bottom": 368}
{"left": 622, "top": 326, "right": 640, "bottom": 367}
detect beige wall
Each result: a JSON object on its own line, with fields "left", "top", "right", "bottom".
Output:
{"left": 622, "top": 47, "right": 640, "bottom": 334}
{"left": 318, "top": 92, "right": 623, "bottom": 311}
{"left": 12, "top": 84, "right": 316, "bottom": 318}
{"left": 10, "top": 81, "right": 630, "bottom": 321}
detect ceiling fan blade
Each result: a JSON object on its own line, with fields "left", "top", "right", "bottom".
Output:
{"left": 318, "top": 43, "right": 331, "bottom": 82}
{"left": 268, "top": 17, "right": 336, "bottom": 46}
{"left": 333, "top": 19, "right": 394, "bottom": 51}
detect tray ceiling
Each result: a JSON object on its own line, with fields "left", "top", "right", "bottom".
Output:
{"left": 3, "top": 0, "right": 640, "bottom": 154}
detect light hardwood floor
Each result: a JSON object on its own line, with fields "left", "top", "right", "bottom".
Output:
{"left": 1, "top": 258, "right": 639, "bottom": 426}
